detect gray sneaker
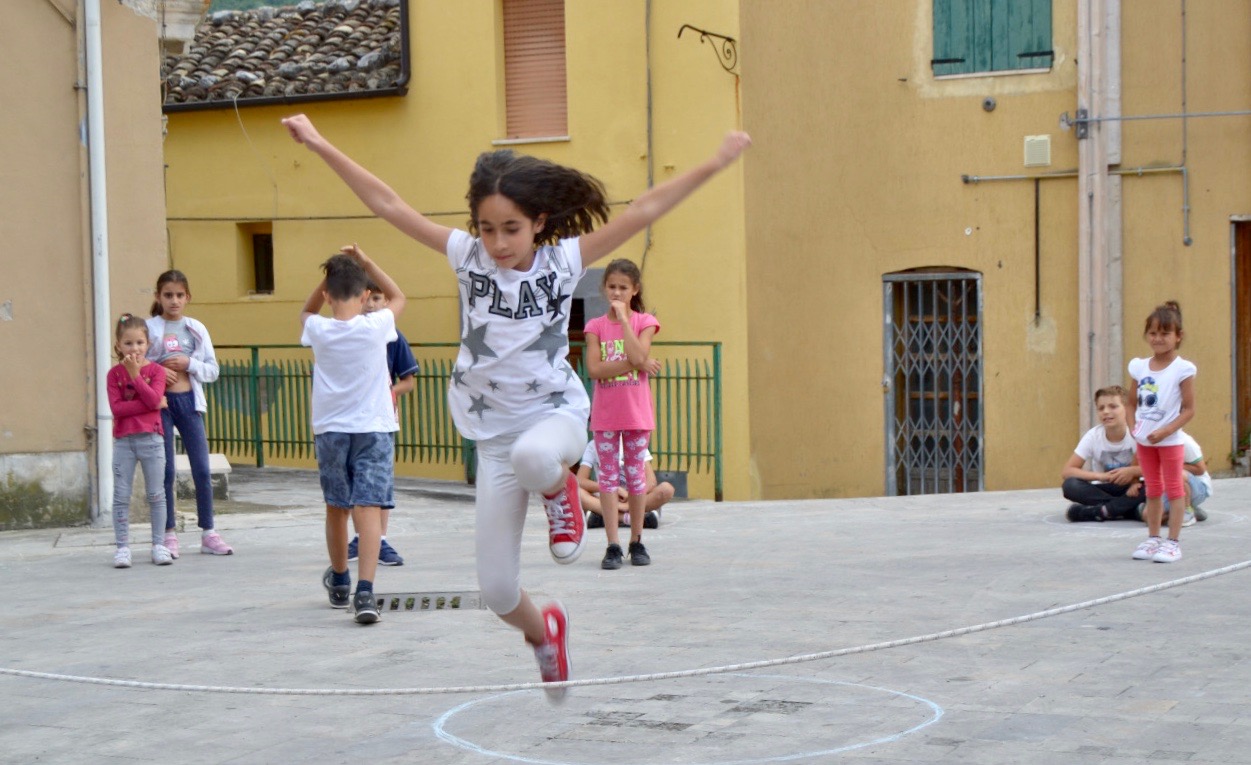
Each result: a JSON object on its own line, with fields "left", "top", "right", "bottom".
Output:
{"left": 353, "top": 590, "right": 380, "bottom": 624}
{"left": 322, "top": 566, "right": 350, "bottom": 609}
{"left": 1193, "top": 505, "right": 1209, "bottom": 522}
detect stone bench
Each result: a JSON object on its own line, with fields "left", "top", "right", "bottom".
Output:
{"left": 174, "top": 453, "right": 231, "bottom": 501}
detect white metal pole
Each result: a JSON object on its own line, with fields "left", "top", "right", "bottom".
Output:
{"left": 85, "top": 0, "right": 113, "bottom": 526}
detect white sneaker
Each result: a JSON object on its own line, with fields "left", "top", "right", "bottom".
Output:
{"left": 113, "top": 547, "right": 132, "bottom": 568}
{"left": 1152, "top": 539, "right": 1182, "bottom": 563}
{"left": 151, "top": 544, "right": 174, "bottom": 566}
{"left": 1132, "top": 537, "right": 1162, "bottom": 560}
{"left": 1182, "top": 510, "right": 1196, "bottom": 527}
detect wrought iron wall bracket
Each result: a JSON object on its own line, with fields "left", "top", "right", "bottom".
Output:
{"left": 677, "top": 24, "right": 738, "bottom": 74}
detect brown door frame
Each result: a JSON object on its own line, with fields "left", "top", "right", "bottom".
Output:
{"left": 1232, "top": 218, "right": 1251, "bottom": 461}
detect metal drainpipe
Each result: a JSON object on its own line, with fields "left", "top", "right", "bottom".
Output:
{"left": 85, "top": 0, "right": 113, "bottom": 526}
{"left": 640, "top": 0, "right": 654, "bottom": 272}
{"left": 1180, "top": 0, "right": 1192, "bottom": 245}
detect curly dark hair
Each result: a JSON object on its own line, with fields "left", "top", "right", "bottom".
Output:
{"left": 465, "top": 150, "right": 609, "bottom": 246}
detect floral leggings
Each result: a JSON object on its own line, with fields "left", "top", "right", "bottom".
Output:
{"left": 593, "top": 430, "right": 651, "bottom": 496}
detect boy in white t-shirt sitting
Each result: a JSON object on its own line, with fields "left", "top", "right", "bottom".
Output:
{"left": 1062, "top": 385, "right": 1144, "bottom": 522}
{"left": 1169, "top": 431, "right": 1211, "bottom": 525}
{"left": 301, "top": 245, "right": 405, "bottom": 625}
{"left": 576, "top": 439, "right": 674, "bottom": 530}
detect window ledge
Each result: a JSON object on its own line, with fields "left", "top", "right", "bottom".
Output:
{"left": 934, "top": 67, "right": 1051, "bottom": 81}
{"left": 491, "top": 135, "right": 571, "bottom": 146}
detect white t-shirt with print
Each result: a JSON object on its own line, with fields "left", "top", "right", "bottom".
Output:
{"left": 445, "top": 229, "right": 590, "bottom": 441}
{"left": 1179, "top": 431, "right": 1214, "bottom": 497}
{"left": 301, "top": 308, "right": 398, "bottom": 435}
{"left": 1073, "top": 425, "right": 1136, "bottom": 472}
{"left": 1128, "top": 355, "right": 1196, "bottom": 447}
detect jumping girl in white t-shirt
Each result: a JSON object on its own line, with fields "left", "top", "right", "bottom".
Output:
{"left": 282, "top": 113, "right": 750, "bottom": 700}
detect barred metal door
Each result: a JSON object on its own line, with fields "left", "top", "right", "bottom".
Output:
{"left": 883, "top": 272, "right": 983, "bottom": 495}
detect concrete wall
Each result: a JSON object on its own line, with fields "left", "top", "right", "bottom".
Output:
{"left": 740, "top": 0, "right": 1251, "bottom": 497}
{"left": 163, "top": 0, "right": 753, "bottom": 498}
{"left": 0, "top": 1, "right": 169, "bottom": 528}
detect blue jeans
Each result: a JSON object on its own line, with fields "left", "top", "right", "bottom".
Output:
{"left": 162, "top": 391, "right": 214, "bottom": 531}
{"left": 113, "top": 433, "right": 166, "bottom": 547}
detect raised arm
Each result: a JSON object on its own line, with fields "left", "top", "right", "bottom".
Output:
{"left": 579, "top": 131, "right": 751, "bottom": 264}
{"left": 342, "top": 244, "right": 406, "bottom": 319}
{"left": 282, "top": 114, "right": 453, "bottom": 256}
{"left": 300, "top": 278, "right": 327, "bottom": 326}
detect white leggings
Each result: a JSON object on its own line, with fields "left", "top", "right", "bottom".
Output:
{"left": 474, "top": 414, "right": 587, "bottom": 614}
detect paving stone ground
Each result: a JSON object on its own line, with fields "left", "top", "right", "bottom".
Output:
{"left": 4, "top": 466, "right": 1251, "bottom": 764}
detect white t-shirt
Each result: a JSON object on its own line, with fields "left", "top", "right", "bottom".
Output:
{"left": 1179, "top": 431, "right": 1214, "bottom": 496}
{"left": 1073, "top": 425, "right": 1136, "bottom": 472}
{"left": 579, "top": 439, "right": 652, "bottom": 476}
{"left": 445, "top": 229, "right": 591, "bottom": 441}
{"left": 1128, "top": 355, "right": 1196, "bottom": 446}
{"left": 301, "top": 308, "right": 398, "bottom": 435}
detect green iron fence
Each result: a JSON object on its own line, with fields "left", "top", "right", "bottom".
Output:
{"left": 207, "top": 342, "right": 723, "bottom": 500}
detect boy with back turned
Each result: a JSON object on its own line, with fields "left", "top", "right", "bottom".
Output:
{"left": 301, "top": 245, "right": 406, "bottom": 624}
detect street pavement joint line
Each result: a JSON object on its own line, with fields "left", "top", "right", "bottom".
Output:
{"left": 1, "top": 558, "right": 1248, "bottom": 697}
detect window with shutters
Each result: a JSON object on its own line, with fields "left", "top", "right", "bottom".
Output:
{"left": 502, "top": 0, "right": 568, "bottom": 140}
{"left": 932, "top": 0, "right": 1052, "bottom": 77}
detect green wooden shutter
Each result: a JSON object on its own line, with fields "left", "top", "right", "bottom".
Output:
{"left": 1004, "top": 0, "right": 1052, "bottom": 71}
{"left": 933, "top": 0, "right": 1051, "bottom": 76}
{"left": 933, "top": 0, "right": 976, "bottom": 76}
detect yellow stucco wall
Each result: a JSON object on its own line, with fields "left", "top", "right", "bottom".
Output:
{"left": 1, "top": 1, "right": 167, "bottom": 454}
{"left": 740, "top": 0, "right": 1251, "bottom": 497}
{"left": 1, "top": 1, "right": 169, "bottom": 525}
{"left": 164, "top": 0, "right": 752, "bottom": 496}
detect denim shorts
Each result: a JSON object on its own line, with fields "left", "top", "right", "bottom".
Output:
{"left": 314, "top": 432, "right": 395, "bottom": 509}
{"left": 1187, "top": 473, "right": 1210, "bottom": 508}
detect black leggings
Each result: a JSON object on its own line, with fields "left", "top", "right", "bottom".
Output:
{"left": 1062, "top": 477, "right": 1141, "bottom": 520}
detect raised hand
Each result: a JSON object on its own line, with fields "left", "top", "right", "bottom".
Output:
{"left": 340, "top": 243, "right": 371, "bottom": 265}
{"left": 716, "top": 131, "right": 752, "bottom": 167}
{"left": 122, "top": 352, "right": 143, "bottom": 378}
{"left": 281, "top": 114, "right": 322, "bottom": 146}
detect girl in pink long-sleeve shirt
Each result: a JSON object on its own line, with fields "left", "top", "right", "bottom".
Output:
{"left": 106, "top": 315, "right": 170, "bottom": 568}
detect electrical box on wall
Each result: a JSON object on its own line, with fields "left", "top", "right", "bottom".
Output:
{"left": 1024, "top": 135, "right": 1052, "bottom": 167}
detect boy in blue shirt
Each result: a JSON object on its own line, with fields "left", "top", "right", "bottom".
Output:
{"left": 345, "top": 280, "right": 419, "bottom": 566}
{"left": 301, "top": 245, "right": 405, "bottom": 624}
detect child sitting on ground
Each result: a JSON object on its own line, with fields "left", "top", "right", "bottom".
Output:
{"left": 1062, "top": 385, "right": 1144, "bottom": 522}
{"left": 576, "top": 438, "right": 674, "bottom": 531}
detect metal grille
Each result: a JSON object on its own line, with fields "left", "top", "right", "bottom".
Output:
{"left": 370, "top": 592, "right": 485, "bottom": 612}
{"left": 883, "top": 272, "right": 983, "bottom": 495}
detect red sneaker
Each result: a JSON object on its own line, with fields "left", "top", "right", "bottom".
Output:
{"left": 541, "top": 472, "right": 585, "bottom": 564}
{"left": 533, "top": 601, "right": 570, "bottom": 703}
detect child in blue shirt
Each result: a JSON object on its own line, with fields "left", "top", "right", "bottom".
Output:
{"left": 345, "top": 280, "right": 420, "bottom": 566}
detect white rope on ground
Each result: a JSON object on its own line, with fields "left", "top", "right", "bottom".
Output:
{"left": 3, "top": 558, "right": 1248, "bottom": 696}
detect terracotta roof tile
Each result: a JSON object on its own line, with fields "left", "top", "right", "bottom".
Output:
{"left": 162, "top": 0, "right": 405, "bottom": 108}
